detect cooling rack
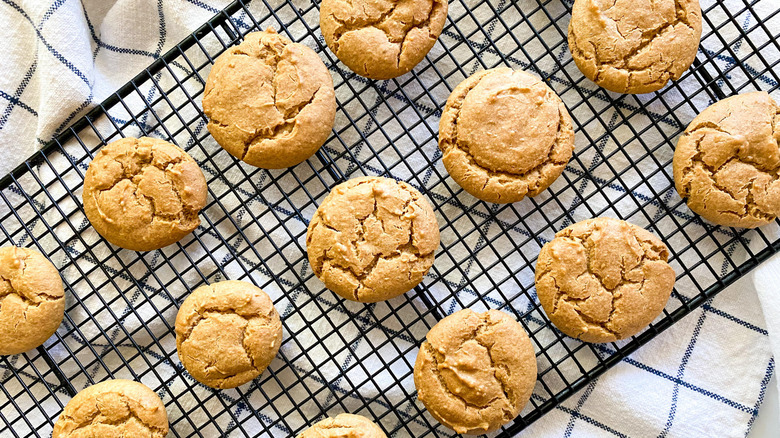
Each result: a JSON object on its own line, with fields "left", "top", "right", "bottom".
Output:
{"left": 1, "top": 0, "right": 779, "bottom": 436}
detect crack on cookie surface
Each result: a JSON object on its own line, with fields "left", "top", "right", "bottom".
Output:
{"left": 0, "top": 252, "right": 62, "bottom": 312}
{"left": 425, "top": 341, "right": 495, "bottom": 410}
{"left": 178, "top": 308, "right": 274, "bottom": 345}
{"left": 471, "top": 321, "right": 515, "bottom": 418}
{"left": 328, "top": 0, "right": 439, "bottom": 57}
{"left": 219, "top": 85, "right": 325, "bottom": 161}
{"left": 680, "top": 129, "right": 778, "bottom": 221}
{"left": 207, "top": 32, "right": 289, "bottom": 160}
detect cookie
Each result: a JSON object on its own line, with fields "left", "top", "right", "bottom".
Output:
{"left": 203, "top": 28, "right": 336, "bottom": 169}
{"left": 535, "top": 217, "right": 676, "bottom": 343}
{"left": 52, "top": 379, "right": 168, "bottom": 438}
{"left": 297, "top": 413, "right": 387, "bottom": 438}
{"left": 306, "top": 176, "right": 440, "bottom": 302}
{"left": 175, "top": 280, "right": 283, "bottom": 389}
{"left": 83, "top": 136, "right": 208, "bottom": 251}
{"left": 320, "top": 0, "right": 448, "bottom": 80}
{"left": 568, "top": 0, "right": 702, "bottom": 94}
{"left": 0, "top": 246, "right": 65, "bottom": 355}
{"left": 439, "top": 68, "right": 575, "bottom": 203}
{"left": 673, "top": 92, "right": 780, "bottom": 228}
{"left": 414, "top": 309, "right": 537, "bottom": 435}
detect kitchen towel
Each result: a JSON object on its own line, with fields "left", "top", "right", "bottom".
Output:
{"left": 0, "top": 1, "right": 776, "bottom": 437}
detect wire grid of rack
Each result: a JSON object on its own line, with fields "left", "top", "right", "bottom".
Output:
{"left": 1, "top": 0, "right": 779, "bottom": 436}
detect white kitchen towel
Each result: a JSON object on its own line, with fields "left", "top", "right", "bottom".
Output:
{"left": 0, "top": 1, "right": 776, "bottom": 438}
{"left": 754, "top": 253, "right": 780, "bottom": 427}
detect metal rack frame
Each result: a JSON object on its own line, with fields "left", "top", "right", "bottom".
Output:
{"left": 1, "top": 0, "right": 778, "bottom": 436}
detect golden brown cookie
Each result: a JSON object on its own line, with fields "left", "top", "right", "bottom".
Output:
{"left": 0, "top": 246, "right": 65, "bottom": 355}
{"left": 203, "top": 28, "right": 336, "bottom": 169}
{"left": 320, "top": 0, "right": 448, "bottom": 80}
{"left": 673, "top": 92, "right": 780, "bottom": 228}
{"left": 52, "top": 379, "right": 168, "bottom": 438}
{"left": 535, "top": 218, "right": 676, "bottom": 343}
{"left": 82, "top": 136, "right": 208, "bottom": 252}
{"left": 568, "top": 0, "right": 702, "bottom": 94}
{"left": 297, "top": 413, "right": 387, "bottom": 438}
{"left": 439, "top": 68, "right": 575, "bottom": 203}
{"left": 414, "top": 309, "right": 537, "bottom": 435}
{"left": 306, "top": 176, "right": 440, "bottom": 303}
{"left": 175, "top": 280, "right": 283, "bottom": 389}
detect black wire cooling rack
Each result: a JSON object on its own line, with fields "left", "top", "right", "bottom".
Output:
{"left": 1, "top": 0, "right": 779, "bottom": 436}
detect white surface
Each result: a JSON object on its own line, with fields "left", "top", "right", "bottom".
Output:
{"left": 754, "top": 253, "right": 780, "bottom": 426}
{"left": 749, "top": 374, "right": 779, "bottom": 438}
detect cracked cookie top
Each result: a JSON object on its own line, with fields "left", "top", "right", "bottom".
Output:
{"left": 296, "top": 413, "right": 387, "bottom": 438}
{"left": 567, "top": 0, "right": 702, "bottom": 94}
{"left": 535, "top": 218, "right": 676, "bottom": 343}
{"left": 53, "top": 379, "right": 168, "bottom": 438}
{"left": 203, "top": 28, "right": 336, "bottom": 169}
{"left": 82, "top": 136, "right": 208, "bottom": 252}
{"left": 320, "top": 0, "right": 448, "bottom": 79}
{"left": 438, "top": 68, "right": 575, "bottom": 204}
{"left": 175, "top": 280, "right": 283, "bottom": 389}
{"left": 673, "top": 92, "right": 780, "bottom": 228}
{"left": 413, "top": 309, "right": 537, "bottom": 435}
{"left": 0, "top": 246, "right": 65, "bottom": 355}
{"left": 306, "top": 176, "right": 440, "bottom": 303}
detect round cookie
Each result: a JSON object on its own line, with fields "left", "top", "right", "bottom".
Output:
{"left": 673, "top": 91, "right": 780, "bottom": 228}
{"left": 297, "top": 413, "right": 387, "bottom": 438}
{"left": 306, "top": 176, "right": 440, "bottom": 303}
{"left": 414, "top": 309, "right": 537, "bottom": 435}
{"left": 439, "top": 68, "right": 575, "bottom": 203}
{"left": 568, "top": 0, "right": 702, "bottom": 94}
{"left": 535, "top": 217, "right": 676, "bottom": 343}
{"left": 175, "top": 280, "right": 283, "bottom": 389}
{"left": 83, "top": 136, "right": 208, "bottom": 252}
{"left": 320, "top": 0, "right": 448, "bottom": 80}
{"left": 53, "top": 379, "right": 168, "bottom": 438}
{"left": 0, "top": 246, "right": 65, "bottom": 355}
{"left": 203, "top": 28, "right": 336, "bottom": 169}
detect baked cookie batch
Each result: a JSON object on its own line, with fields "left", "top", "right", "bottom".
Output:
{"left": 2, "top": 0, "right": 778, "bottom": 435}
